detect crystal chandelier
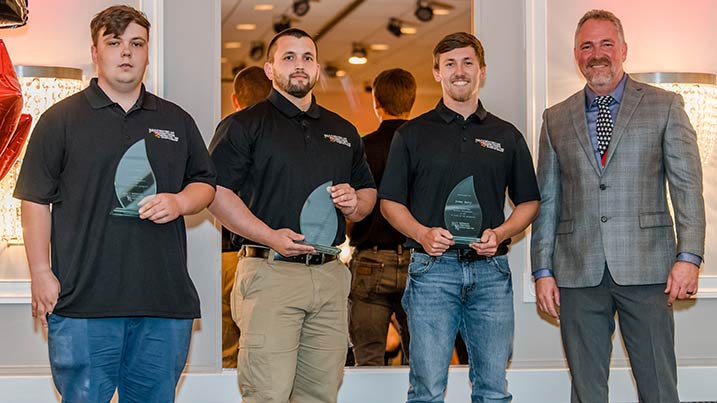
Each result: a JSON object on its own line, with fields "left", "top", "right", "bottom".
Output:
{"left": 632, "top": 72, "right": 717, "bottom": 165}
{"left": 0, "top": 66, "right": 83, "bottom": 243}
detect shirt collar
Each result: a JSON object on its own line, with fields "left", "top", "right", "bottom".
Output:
{"left": 267, "top": 88, "right": 321, "bottom": 119}
{"left": 435, "top": 98, "right": 488, "bottom": 123}
{"left": 84, "top": 77, "right": 157, "bottom": 111}
{"left": 378, "top": 119, "right": 407, "bottom": 131}
{"left": 584, "top": 73, "right": 628, "bottom": 109}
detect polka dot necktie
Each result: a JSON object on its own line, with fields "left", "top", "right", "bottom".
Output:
{"left": 594, "top": 95, "right": 614, "bottom": 164}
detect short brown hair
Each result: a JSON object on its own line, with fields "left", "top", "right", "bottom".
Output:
{"left": 433, "top": 32, "right": 486, "bottom": 70}
{"left": 91, "top": 5, "right": 150, "bottom": 46}
{"left": 372, "top": 69, "right": 416, "bottom": 117}
{"left": 266, "top": 28, "right": 318, "bottom": 63}
{"left": 233, "top": 66, "right": 272, "bottom": 107}
{"left": 575, "top": 9, "right": 625, "bottom": 45}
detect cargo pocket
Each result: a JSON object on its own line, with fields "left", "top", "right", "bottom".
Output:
{"left": 237, "top": 333, "right": 272, "bottom": 390}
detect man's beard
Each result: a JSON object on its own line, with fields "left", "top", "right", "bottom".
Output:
{"left": 583, "top": 57, "right": 614, "bottom": 87}
{"left": 276, "top": 73, "right": 315, "bottom": 98}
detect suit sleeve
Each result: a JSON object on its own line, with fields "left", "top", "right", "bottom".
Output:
{"left": 531, "top": 109, "right": 561, "bottom": 273}
{"left": 663, "top": 93, "right": 705, "bottom": 258}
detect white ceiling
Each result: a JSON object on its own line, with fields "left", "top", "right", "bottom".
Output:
{"left": 221, "top": 0, "right": 473, "bottom": 94}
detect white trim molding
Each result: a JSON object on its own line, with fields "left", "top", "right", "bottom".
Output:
{"left": 139, "top": 0, "right": 164, "bottom": 96}
{"left": 0, "top": 280, "right": 31, "bottom": 304}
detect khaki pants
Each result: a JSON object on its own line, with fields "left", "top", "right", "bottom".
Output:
{"left": 231, "top": 253, "right": 351, "bottom": 403}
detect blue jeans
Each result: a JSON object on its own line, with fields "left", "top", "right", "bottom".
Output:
{"left": 47, "top": 315, "right": 193, "bottom": 403}
{"left": 402, "top": 252, "right": 514, "bottom": 403}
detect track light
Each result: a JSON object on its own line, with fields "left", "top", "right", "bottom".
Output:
{"left": 293, "top": 0, "right": 310, "bottom": 17}
{"left": 387, "top": 18, "right": 402, "bottom": 37}
{"left": 348, "top": 43, "right": 367, "bottom": 65}
{"left": 415, "top": 0, "right": 433, "bottom": 22}
{"left": 249, "top": 41, "right": 265, "bottom": 61}
{"left": 273, "top": 15, "right": 292, "bottom": 33}
{"left": 324, "top": 64, "right": 339, "bottom": 78}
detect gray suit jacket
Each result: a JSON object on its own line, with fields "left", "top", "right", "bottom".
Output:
{"left": 531, "top": 76, "right": 705, "bottom": 287}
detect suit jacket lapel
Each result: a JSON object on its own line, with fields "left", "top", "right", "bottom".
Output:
{"left": 603, "top": 77, "right": 644, "bottom": 168}
{"left": 569, "top": 92, "right": 602, "bottom": 176}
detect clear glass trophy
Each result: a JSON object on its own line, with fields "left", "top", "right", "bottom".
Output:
{"left": 444, "top": 175, "right": 483, "bottom": 245}
{"left": 111, "top": 139, "right": 157, "bottom": 217}
{"left": 295, "top": 180, "right": 341, "bottom": 255}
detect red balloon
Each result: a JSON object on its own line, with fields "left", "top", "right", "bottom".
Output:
{"left": 0, "top": 112, "right": 30, "bottom": 180}
{"left": 0, "top": 38, "right": 24, "bottom": 180}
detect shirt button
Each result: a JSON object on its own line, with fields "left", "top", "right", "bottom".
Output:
{"left": 599, "top": 184, "right": 607, "bottom": 190}
{"left": 601, "top": 216, "right": 607, "bottom": 223}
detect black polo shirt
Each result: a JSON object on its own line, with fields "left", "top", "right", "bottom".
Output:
{"left": 14, "top": 78, "right": 216, "bottom": 319}
{"left": 379, "top": 100, "right": 540, "bottom": 249}
{"left": 210, "top": 89, "right": 375, "bottom": 246}
{"left": 348, "top": 119, "right": 407, "bottom": 249}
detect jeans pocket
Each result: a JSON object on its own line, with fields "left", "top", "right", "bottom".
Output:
{"left": 408, "top": 253, "right": 435, "bottom": 276}
{"left": 490, "top": 255, "right": 511, "bottom": 275}
{"left": 350, "top": 259, "right": 384, "bottom": 296}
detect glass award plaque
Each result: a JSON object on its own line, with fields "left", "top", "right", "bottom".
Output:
{"left": 444, "top": 176, "right": 482, "bottom": 245}
{"left": 111, "top": 139, "right": 157, "bottom": 217}
{"left": 295, "top": 180, "right": 341, "bottom": 255}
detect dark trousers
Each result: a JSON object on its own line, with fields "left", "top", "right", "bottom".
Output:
{"left": 560, "top": 267, "right": 678, "bottom": 403}
{"left": 348, "top": 247, "right": 411, "bottom": 365}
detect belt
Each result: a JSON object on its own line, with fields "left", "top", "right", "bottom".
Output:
{"left": 242, "top": 245, "right": 338, "bottom": 266}
{"left": 411, "top": 244, "right": 508, "bottom": 261}
{"left": 367, "top": 244, "right": 405, "bottom": 254}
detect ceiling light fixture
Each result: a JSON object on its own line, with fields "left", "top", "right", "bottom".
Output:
{"left": 433, "top": 7, "right": 450, "bottom": 16}
{"left": 293, "top": 0, "right": 311, "bottom": 17}
{"left": 415, "top": 0, "right": 433, "bottom": 22}
{"left": 387, "top": 18, "right": 403, "bottom": 37}
{"left": 324, "top": 64, "right": 339, "bottom": 78}
{"left": 273, "top": 14, "right": 292, "bottom": 33}
{"left": 348, "top": 43, "right": 367, "bottom": 65}
{"left": 224, "top": 41, "right": 242, "bottom": 49}
{"left": 400, "top": 26, "right": 417, "bottom": 35}
{"left": 370, "top": 44, "right": 389, "bottom": 51}
{"left": 249, "top": 41, "right": 265, "bottom": 61}
{"left": 253, "top": 4, "right": 275, "bottom": 11}
{"left": 235, "top": 23, "right": 256, "bottom": 31}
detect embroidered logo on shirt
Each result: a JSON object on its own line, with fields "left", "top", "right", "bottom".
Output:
{"left": 324, "top": 134, "right": 351, "bottom": 148}
{"left": 475, "top": 138, "right": 504, "bottom": 153}
{"left": 149, "top": 128, "right": 179, "bottom": 142}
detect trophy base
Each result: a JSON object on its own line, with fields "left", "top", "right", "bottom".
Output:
{"left": 453, "top": 236, "right": 483, "bottom": 246}
{"left": 111, "top": 208, "right": 140, "bottom": 217}
{"left": 294, "top": 240, "right": 341, "bottom": 255}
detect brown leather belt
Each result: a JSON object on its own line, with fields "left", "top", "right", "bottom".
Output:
{"left": 368, "top": 244, "right": 405, "bottom": 254}
{"left": 242, "top": 245, "right": 338, "bottom": 266}
{"left": 411, "top": 245, "right": 508, "bottom": 261}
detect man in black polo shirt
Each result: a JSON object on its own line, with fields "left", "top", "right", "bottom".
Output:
{"left": 348, "top": 68, "right": 415, "bottom": 366}
{"left": 14, "top": 5, "right": 216, "bottom": 403}
{"left": 380, "top": 32, "right": 540, "bottom": 402}
{"left": 209, "top": 29, "right": 375, "bottom": 403}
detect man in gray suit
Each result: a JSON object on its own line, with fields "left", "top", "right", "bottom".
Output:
{"left": 531, "top": 9, "right": 705, "bottom": 403}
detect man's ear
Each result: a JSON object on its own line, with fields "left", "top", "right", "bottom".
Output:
{"left": 264, "top": 62, "right": 274, "bottom": 81}
{"left": 231, "top": 94, "right": 241, "bottom": 111}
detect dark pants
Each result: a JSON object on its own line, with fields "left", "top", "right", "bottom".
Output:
{"left": 349, "top": 247, "right": 410, "bottom": 365}
{"left": 560, "top": 267, "right": 678, "bottom": 403}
